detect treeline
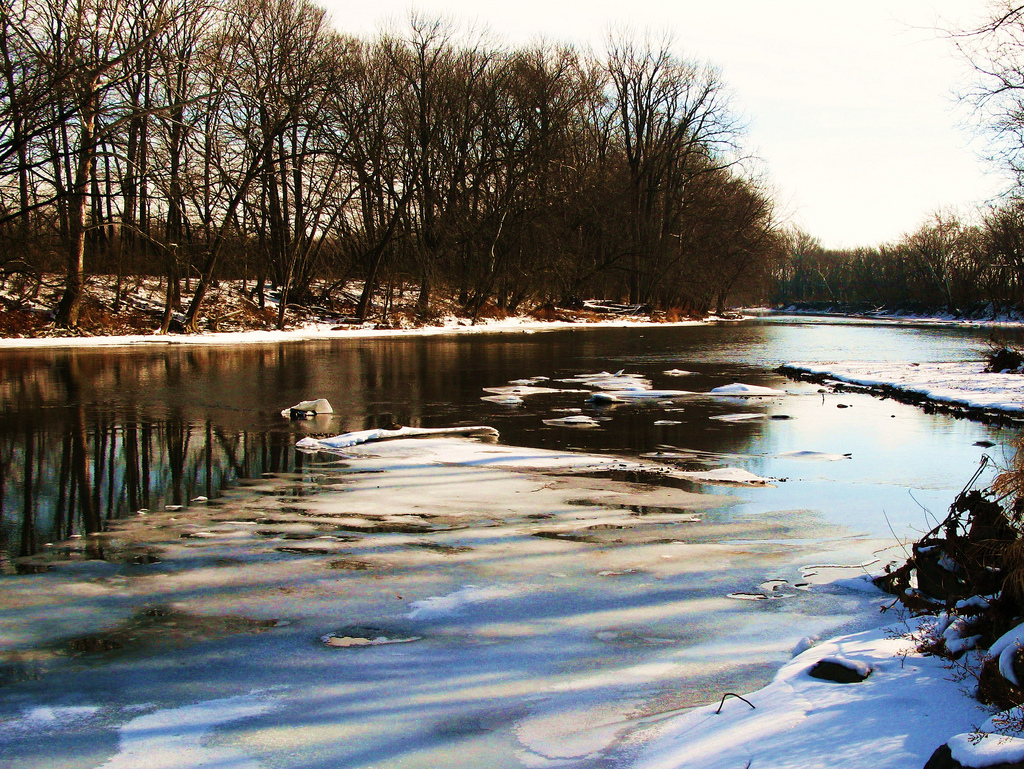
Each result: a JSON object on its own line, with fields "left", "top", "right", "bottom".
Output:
{"left": 0, "top": 0, "right": 781, "bottom": 330}
{"left": 773, "top": 205, "right": 1024, "bottom": 316}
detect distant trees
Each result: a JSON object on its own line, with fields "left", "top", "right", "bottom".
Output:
{"left": 770, "top": 209, "right": 1024, "bottom": 315}
{"left": 0, "top": 1, "right": 782, "bottom": 329}
{"left": 770, "top": 3, "right": 1024, "bottom": 317}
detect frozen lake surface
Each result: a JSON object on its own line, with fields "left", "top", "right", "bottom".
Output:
{"left": 0, "top": 318, "right": 1019, "bottom": 767}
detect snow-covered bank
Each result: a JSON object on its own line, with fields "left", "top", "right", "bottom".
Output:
{"left": 634, "top": 617, "right": 989, "bottom": 769}
{"left": 781, "top": 361, "right": 1024, "bottom": 419}
{"left": 0, "top": 315, "right": 718, "bottom": 349}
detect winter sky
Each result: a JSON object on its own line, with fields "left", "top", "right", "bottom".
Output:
{"left": 320, "top": 0, "right": 1007, "bottom": 250}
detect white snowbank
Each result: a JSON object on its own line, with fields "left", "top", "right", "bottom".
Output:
{"left": 787, "top": 361, "right": 1024, "bottom": 415}
{"left": 634, "top": 621, "right": 985, "bottom": 769}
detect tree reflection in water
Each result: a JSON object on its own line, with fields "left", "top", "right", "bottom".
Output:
{"left": 0, "top": 355, "right": 302, "bottom": 572}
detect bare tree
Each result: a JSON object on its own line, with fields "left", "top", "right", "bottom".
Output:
{"left": 605, "top": 31, "right": 741, "bottom": 306}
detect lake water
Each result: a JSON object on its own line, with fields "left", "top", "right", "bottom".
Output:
{"left": 0, "top": 317, "right": 1020, "bottom": 768}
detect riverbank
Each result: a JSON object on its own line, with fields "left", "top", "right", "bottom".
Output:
{"left": 0, "top": 313, "right": 717, "bottom": 349}
{"left": 780, "top": 361, "right": 1024, "bottom": 423}
{"left": 0, "top": 273, "right": 729, "bottom": 347}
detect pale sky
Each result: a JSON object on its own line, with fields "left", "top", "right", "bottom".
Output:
{"left": 318, "top": 0, "right": 1007, "bottom": 250}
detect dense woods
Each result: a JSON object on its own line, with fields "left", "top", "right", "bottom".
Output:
{"left": 0, "top": 0, "right": 781, "bottom": 331}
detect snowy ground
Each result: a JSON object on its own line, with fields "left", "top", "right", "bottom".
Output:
{"left": 633, "top": 618, "right": 992, "bottom": 769}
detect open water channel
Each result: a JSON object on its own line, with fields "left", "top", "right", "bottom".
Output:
{"left": 0, "top": 317, "right": 1021, "bottom": 768}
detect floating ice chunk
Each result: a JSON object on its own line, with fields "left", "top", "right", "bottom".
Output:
{"left": 543, "top": 415, "right": 601, "bottom": 428}
{"left": 281, "top": 398, "right": 334, "bottom": 418}
{"left": 710, "top": 412, "right": 765, "bottom": 422}
{"left": 321, "top": 632, "right": 421, "bottom": 648}
{"left": 481, "top": 385, "right": 560, "bottom": 396}
{"left": 775, "top": 450, "right": 851, "bottom": 461}
{"left": 709, "top": 383, "right": 787, "bottom": 396}
{"left": 481, "top": 394, "right": 524, "bottom": 406}
{"left": 676, "top": 467, "right": 775, "bottom": 486}
{"left": 571, "top": 370, "right": 651, "bottom": 390}
{"left": 588, "top": 389, "right": 692, "bottom": 403}
{"left": 296, "top": 425, "right": 499, "bottom": 452}
{"left": 663, "top": 369, "right": 695, "bottom": 376}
